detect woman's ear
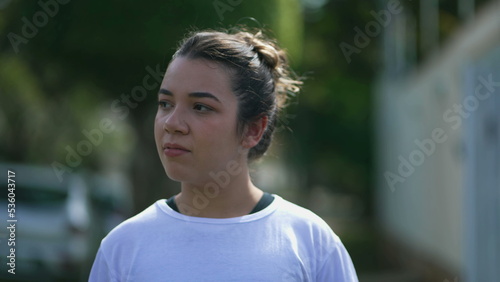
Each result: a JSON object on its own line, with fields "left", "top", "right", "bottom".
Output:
{"left": 242, "top": 116, "right": 268, "bottom": 148}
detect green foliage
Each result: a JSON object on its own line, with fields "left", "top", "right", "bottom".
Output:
{"left": 0, "top": 0, "right": 375, "bottom": 213}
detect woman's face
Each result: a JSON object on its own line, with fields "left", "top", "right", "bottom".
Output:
{"left": 154, "top": 57, "right": 244, "bottom": 184}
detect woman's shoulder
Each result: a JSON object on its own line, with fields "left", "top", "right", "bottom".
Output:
{"left": 275, "top": 195, "right": 329, "bottom": 222}
{"left": 99, "top": 200, "right": 168, "bottom": 246}
{"left": 273, "top": 195, "right": 341, "bottom": 241}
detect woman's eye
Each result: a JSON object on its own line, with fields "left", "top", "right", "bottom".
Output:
{"left": 158, "top": 101, "right": 173, "bottom": 109}
{"left": 193, "top": 103, "right": 213, "bottom": 112}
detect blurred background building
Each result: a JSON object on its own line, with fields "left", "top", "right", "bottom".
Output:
{"left": 376, "top": 0, "right": 499, "bottom": 281}
{"left": 0, "top": 0, "right": 498, "bottom": 281}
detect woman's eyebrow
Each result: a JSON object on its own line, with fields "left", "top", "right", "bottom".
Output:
{"left": 188, "top": 92, "right": 221, "bottom": 103}
{"left": 159, "top": 88, "right": 221, "bottom": 103}
{"left": 158, "top": 88, "right": 173, "bottom": 96}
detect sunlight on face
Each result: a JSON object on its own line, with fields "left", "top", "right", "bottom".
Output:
{"left": 154, "top": 57, "right": 244, "bottom": 184}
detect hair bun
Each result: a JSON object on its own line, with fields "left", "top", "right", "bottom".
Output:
{"left": 237, "top": 31, "right": 280, "bottom": 70}
{"left": 236, "top": 30, "right": 302, "bottom": 107}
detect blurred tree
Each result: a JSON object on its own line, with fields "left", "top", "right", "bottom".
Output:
{"left": 0, "top": 0, "right": 305, "bottom": 212}
{"left": 282, "top": 0, "right": 376, "bottom": 215}
{"left": 4, "top": 0, "right": 441, "bottom": 216}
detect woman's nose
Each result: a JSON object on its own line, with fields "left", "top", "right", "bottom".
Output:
{"left": 163, "top": 108, "right": 189, "bottom": 135}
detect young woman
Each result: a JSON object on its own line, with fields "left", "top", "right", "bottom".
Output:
{"left": 90, "top": 28, "right": 358, "bottom": 281}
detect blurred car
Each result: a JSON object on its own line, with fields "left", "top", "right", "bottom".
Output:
{"left": 0, "top": 163, "right": 98, "bottom": 281}
{"left": 86, "top": 171, "right": 133, "bottom": 238}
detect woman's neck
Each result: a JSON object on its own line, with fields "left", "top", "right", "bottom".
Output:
{"left": 175, "top": 165, "right": 263, "bottom": 218}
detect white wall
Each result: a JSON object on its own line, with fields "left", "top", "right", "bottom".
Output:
{"left": 375, "top": 1, "right": 500, "bottom": 276}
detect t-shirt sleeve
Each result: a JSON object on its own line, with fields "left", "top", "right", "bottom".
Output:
{"left": 89, "top": 247, "right": 118, "bottom": 282}
{"left": 316, "top": 239, "right": 359, "bottom": 282}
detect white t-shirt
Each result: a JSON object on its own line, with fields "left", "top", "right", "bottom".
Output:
{"left": 89, "top": 195, "right": 358, "bottom": 281}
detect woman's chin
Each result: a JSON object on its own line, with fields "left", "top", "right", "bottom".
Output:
{"left": 164, "top": 166, "right": 191, "bottom": 182}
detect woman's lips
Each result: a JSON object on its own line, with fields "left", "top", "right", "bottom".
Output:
{"left": 164, "top": 148, "right": 190, "bottom": 157}
{"left": 163, "top": 143, "right": 190, "bottom": 157}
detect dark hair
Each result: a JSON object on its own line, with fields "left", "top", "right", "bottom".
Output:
{"left": 172, "top": 28, "right": 302, "bottom": 161}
